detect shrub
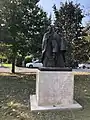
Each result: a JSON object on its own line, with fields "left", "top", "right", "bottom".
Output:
{"left": 25, "top": 55, "right": 33, "bottom": 64}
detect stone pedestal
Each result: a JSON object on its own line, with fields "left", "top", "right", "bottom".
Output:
{"left": 30, "top": 68, "right": 82, "bottom": 111}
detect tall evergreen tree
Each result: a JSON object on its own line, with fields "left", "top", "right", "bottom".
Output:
{"left": 53, "top": 1, "right": 87, "bottom": 66}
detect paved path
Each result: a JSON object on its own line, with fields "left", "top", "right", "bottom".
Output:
{"left": 0, "top": 66, "right": 38, "bottom": 73}
{"left": 0, "top": 66, "right": 90, "bottom": 75}
{"left": 0, "top": 67, "right": 11, "bottom": 73}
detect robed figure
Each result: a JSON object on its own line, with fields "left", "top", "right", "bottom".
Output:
{"left": 42, "top": 26, "right": 67, "bottom": 67}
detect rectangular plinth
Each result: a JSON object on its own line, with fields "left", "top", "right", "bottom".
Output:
{"left": 30, "top": 95, "right": 82, "bottom": 111}
{"left": 36, "top": 71, "right": 74, "bottom": 106}
{"left": 38, "top": 67, "right": 72, "bottom": 71}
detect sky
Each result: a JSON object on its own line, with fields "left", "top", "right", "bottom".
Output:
{"left": 38, "top": 0, "right": 90, "bottom": 25}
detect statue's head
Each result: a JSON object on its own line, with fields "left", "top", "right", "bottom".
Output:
{"left": 47, "top": 25, "right": 54, "bottom": 33}
{"left": 54, "top": 26, "right": 58, "bottom": 31}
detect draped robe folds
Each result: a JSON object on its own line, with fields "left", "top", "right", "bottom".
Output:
{"left": 42, "top": 31, "right": 65, "bottom": 67}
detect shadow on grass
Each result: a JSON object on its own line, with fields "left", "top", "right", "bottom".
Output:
{"left": 0, "top": 74, "right": 90, "bottom": 120}
{"left": 74, "top": 75, "right": 90, "bottom": 108}
{"left": 0, "top": 73, "right": 36, "bottom": 120}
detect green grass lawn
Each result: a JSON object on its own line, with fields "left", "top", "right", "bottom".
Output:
{"left": 0, "top": 73, "right": 90, "bottom": 120}
{"left": 1, "top": 63, "right": 12, "bottom": 68}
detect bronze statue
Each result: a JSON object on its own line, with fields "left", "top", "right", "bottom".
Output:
{"left": 42, "top": 26, "right": 67, "bottom": 67}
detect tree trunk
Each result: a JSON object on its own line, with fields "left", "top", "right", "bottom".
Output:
{"left": 1, "top": 57, "right": 3, "bottom": 67}
{"left": 11, "top": 42, "right": 16, "bottom": 73}
{"left": 22, "top": 60, "right": 25, "bottom": 67}
{"left": 12, "top": 56, "right": 16, "bottom": 73}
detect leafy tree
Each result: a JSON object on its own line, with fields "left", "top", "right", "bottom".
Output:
{"left": 0, "top": 43, "right": 6, "bottom": 65}
{"left": 21, "top": 0, "right": 51, "bottom": 58}
{"left": 0, "top": 43, "right": 12, "bottom": 65}
{"left": 0, "top": 0, "right": 26, "bottom": 72}
{"left": 53, "top": 1, "right": 88, "bottom": 66}
{"left": 82, "top": 23, "right": 90, "bottom": 60}
{"left": 0, "top": 0, "right": 51, "bottom": 72}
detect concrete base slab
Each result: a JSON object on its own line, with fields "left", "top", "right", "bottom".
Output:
{"left": 30, "top": 95, "right": 82, "bottom": 112}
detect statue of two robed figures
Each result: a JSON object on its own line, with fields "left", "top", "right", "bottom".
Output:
{"left": 42, "top": 26, "right": 67, "bottom": 67}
